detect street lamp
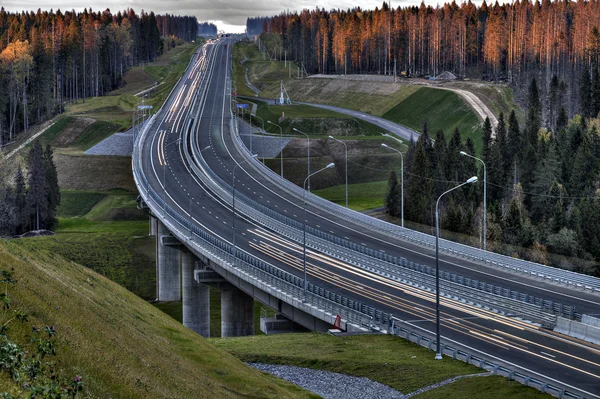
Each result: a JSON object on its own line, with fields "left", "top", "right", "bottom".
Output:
{"left": 267, "top": 120, "right": 284, "bottom": 178}
{"left": 303, "top": 162, "right": 335, "bottom": 300}
{"left": 232, "top": 154, "right": 259, "bottom": 264}
{"left": 460, "top": 151, "right": 486, "bottom": 251}
{"left": 381, "top": 143, "right": 404, "bottom": 227}
{"left": 329, "top": 135, "right": 348, "bottom": 208}
{"left": 434, "top": 175, "right": 478, "bottom": 360}
{"left": 163, "top": 137, "right": 182, "bottom": 211}
{"left": 293, "top": 128, "right": 311, "bottom": 192}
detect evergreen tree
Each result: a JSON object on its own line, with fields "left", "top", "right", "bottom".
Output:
{"left": 43, "top": 144, "right": 60, "bottom": 229}
{"left": 503, "top": 197, "right": 523, "bottom": 245}
{"left": 592, "top": 66, "right": 600, "bottom": 117}
{"left": 530, "top": 143, "right": 561, "bottom": 223}
{"left": 556, "top": 106, "right": 568, "bottom": 133}
{"left": 507, "top": 110, "right": 520, "bottom": 183}
{"left": 521, "top": 78, "right": 541, "bottom": 195}
{"left": 487, "top": 138, "right": 504, "bottom": 204}
{"left": 580, "top": 68, "right": 592, "bottom": 118}
{"left": 14, "top": 166, "right": 26, "bottom": 234}
{"left": 482, "top": 117, "right": 493, "bottom": 164}
{"left": 407, "top": 137, "right": 433, "bottom": 225}
{"left": 25, "top": 140, "right": 48, "bottom": 231}
{"left": 385, "top": 171, "right": 401, "bottom": 217}
{"left": 433, "top": 129, "right": 447, "bottom": 195}
{"left": 445, "top": 128, "right": 463, "bottom": 182}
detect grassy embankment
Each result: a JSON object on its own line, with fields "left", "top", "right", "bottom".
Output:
{"left": 0, "top": 240, "right": 313, "bottom": 398}
{"left": 213, "top": 333, "right": 550, "bottom": 399}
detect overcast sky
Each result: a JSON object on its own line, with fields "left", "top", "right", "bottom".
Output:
{"left": 2, "top": 0, "right": 430, "bottom": 33}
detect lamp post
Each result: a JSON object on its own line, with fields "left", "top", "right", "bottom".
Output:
{"left": 435, "top": 176, "right": 478, "bottom": 360}
{"left": 460, "top": 151, "right": 486, "bottom": 251}
{"left": 327, "top": 136, "right": 348, "bottom": 208}
{"left": 163, "top": 137, "right": 182, "bottom": 212}
{"left": 232, "top": 154, "right": 259, "bottom": 264}
{"left": 267, "top": 120, "right": 284, "bottom": 178}
{"left": 381, "top": 143, "right": 404, "bottom": 227}
{"left": 303, "top": 163, "right": 335, "bottom": 300}
{"left": 293, "top": 128, "right": 311, "bottom": 192}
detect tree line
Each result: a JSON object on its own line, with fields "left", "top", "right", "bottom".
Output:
{"left": 386, "top": 78, "right": 600, "bottom": 274}
{"left": 198, "top": 22, "right": 217, "bottom": 36}
{"left": 0, "top": 8, "right": 198, "bottom": 146}
{"left": 254, "top": 0, "right": 600, "bottom": 121}
{"left": 0, "top": 141, "right": 59, "bottom": 235}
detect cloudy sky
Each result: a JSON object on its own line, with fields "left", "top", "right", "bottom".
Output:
{"left": 2, "top": 0, "right": 426, "bottom": 33}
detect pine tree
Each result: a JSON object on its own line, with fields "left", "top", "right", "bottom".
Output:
{"left": 43, "top": 144, "right": 60, "bottom": 229}
{"left": 433, "top": 129, "right": 447, "bottom": 195}
{"left": 507, "top": 110, "right": 520, "bottom": 183}
{"left": 592, "top": 66, "right": 600, "bottom": 118}
{"left": 385, "top": 170, "right": 401, "bottom": 217}
{"left": 407, "top": 137, "right": 433, "bottom": 225}
{"left": 482, "top": 117, "right": 492, "bottom": 164}
{"left": 25, "top": 140, "right": 48, "bottom": 231}
{"left": 14, "top": 166, "right": 26, "bottom": 234}
{"left": 503, "top": 197, "right": 522, "bottom": 245}
{"left": 580, "top": 68, "right": 592, "bottom": 118}
{"left": 445, "top": 128, "right": 463, "bottom": 182}
{"left": 487, "top": 138, "right": 504, "bottom": 204}
{"left": 556, "top": 107, "right": 568, "bottom": 133}
{"left": 531, "top": 143, "right": 561, "bottom": 223}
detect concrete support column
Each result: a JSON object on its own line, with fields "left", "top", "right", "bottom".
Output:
{"left": 149, "top": 216, "right": 157, "bottom": 236}
{"left": 157, "top": 221, "right": 181, "bottom": 301}
{"left": 181, "top": 251, "right": 210, "bottom": 337}
{"left": 221, "top": 284, "right": 254, "bottom": 337}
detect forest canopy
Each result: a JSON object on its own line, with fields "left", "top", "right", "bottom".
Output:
{"left": 0, "top": 8, "right": 198, "bottom": 145}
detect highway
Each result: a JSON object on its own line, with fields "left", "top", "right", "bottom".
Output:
{"left": 137, "top": 39, "right": 600, "bottom": 398}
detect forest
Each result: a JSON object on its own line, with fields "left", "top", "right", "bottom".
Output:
{"left": 0, "top": 140, "right": 59, "bottom": 235}
{"left": 0, "top": 8, "right": 198, "bottom": 146}
{"left": 385, "top": 77, "right": 600, "bottom": 274}
{"left": 254, "top": 0, "right": 600, "bottom": 121}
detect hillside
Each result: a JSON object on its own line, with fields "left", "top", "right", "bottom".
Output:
{"left": 0, "top": 239, "right": 313, "bottom": 398}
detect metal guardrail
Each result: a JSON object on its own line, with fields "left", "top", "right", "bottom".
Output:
{"left": 231, "top": 118, "right": 600, "bottom": 294}
{"left": 390, "top": 317, "right": 586, "bottom": 399}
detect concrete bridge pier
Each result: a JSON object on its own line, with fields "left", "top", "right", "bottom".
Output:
{"left": 221, "top": 283, "right": 255, "bottom": 337}
{"left": 181, "top": 250, "right": 210, "bottom": 337}
{"left": 149, "top": 216, "right": 158, "bottom": 236}
{"left": 157, "top": 221, "right": 181, "bottom": 301}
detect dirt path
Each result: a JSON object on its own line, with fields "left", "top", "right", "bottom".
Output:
{"left": 3, "top": 119, "right": 57, "bottom": 161}
{"left": 444, "top": 87, "right": 498, "bottom": 130}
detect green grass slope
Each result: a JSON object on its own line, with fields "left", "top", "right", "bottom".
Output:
{"left": 382, "top": 87, "right": 482, "bottom": 152}
{"left": 214, "top": 333, "right": 550, "bottom": 398}
{"left": 0, "top": 239, "right": 314, "bottom": 398}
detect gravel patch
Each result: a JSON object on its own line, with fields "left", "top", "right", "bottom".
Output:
{"left": 238, "top": 120, "right": 290, "bottom": 158}
{"left": 84, "top": 120, "right": 149, "bottom": 156}
{"left": 247, "top": 363, "right": 405, "bottom": 399}
{"left": 85, "top": 132, "right": 134, "bottom": 156}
